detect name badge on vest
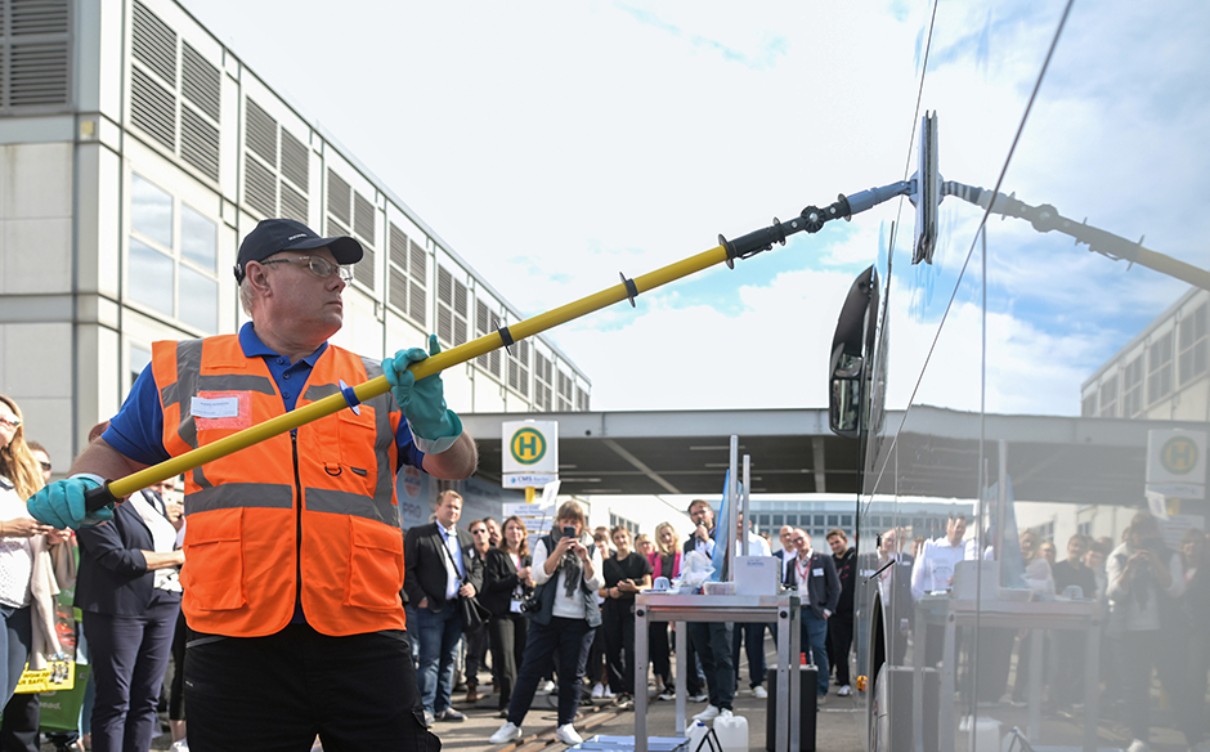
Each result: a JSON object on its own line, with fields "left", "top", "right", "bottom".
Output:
{"left": 813, "top": 568, "right": 824, "bottom": 577}
{"left": 192, "top": 391, "right": 252, "bottom": 431}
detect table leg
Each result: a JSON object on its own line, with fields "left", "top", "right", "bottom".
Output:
{"left": 635, "top": 605, "right": 649, "bottom": 752}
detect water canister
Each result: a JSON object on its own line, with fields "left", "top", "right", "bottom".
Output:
{"left": 713, "top": 713, "right": 749, "bottom": 752}
{"left": 686, "top": 720, "right": 712, "bottom": 752}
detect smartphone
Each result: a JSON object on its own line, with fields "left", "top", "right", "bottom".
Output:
{"left": 562, "top": 525, "right": 576, "bottom": 539}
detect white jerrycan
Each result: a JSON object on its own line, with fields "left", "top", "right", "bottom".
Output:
{"left": 712, "top": 712, "right": 749, "bottom": 751}
{"left": 686, "top": 720, "right": 712, "bottom": 752}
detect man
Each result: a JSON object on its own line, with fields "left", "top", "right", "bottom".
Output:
{"left": 784, "top": 529, "right": 841, "bottom": 700}
{"left": 461, "top": 518, "right": 493, "bottom": 705}
{"left": 1051, "top": 534, "right": 1095, "bottom": 707}
{"left": 910, "top": 514, "right": 968, "bottom": 602}
{"left": 825, "top": 528, "right": 857, "bottom": 697}
{"left": 27, "top": 218, "right": 477, "bottom": 752}
{"left": 683, "top": 499, "right": 735, "bottom": 722}
{"left": 404, "top": 490, "right": 483, "bottom": 725}
{"left": 731, "top": 513, "right": 772, "bottom": 699}
{"left": 484, "top": 517, "right": 502, "bottom": 549}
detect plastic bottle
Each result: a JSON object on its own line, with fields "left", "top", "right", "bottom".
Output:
{"left": 713, "top": 713, "right": 749, "bottom": 751}
{"left": 686, "top": 720, "right": 711, "bottom": 752}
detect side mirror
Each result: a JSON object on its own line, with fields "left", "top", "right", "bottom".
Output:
{"left": 829, "top": 265, "right": 879, "bottom": 438}
{"left": 911, "top": 110, "right": 940, "bottom": 265}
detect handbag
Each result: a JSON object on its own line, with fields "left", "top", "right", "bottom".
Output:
{"left": 437, "top": 533, "right": 490, "bottom": 632}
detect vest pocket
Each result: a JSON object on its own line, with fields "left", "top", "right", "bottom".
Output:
{"left": 346, "top": 516, "right": 405, "bottom": 610}
{"left": 184, "top": 510, "right": 247, "bottom": 611}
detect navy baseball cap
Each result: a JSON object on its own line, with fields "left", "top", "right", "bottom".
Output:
{"left": 234, "top": 218, "right": 363, "bottom": 282}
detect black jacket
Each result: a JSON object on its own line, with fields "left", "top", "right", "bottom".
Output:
{"left": 481, "top": 547, "right": 532, "bottom": 617}
{"left": 403, "top": 522, "right": 483, "bottom": 613}
{"left": 75, "top": 490, "right": 181, "bottom": 616}
{"left": 783, "top": 550, "right": 841, "bottom": 618}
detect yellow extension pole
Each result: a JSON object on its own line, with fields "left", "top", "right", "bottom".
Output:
{"left": 105, "top": 243, "right": 733, "bottom": 500}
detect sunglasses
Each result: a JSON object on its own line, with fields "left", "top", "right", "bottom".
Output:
{"left": 0, "top": 416, "right": 21, "bottom": 430}
{"left": 38, "top": 461, "right": 52, "bottom": 471}
{"left": 471, "top": 529, "right": 488, "bottom": 535}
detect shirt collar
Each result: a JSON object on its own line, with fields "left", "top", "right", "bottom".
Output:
{"left": 238, "top": 322, "right": 328, "bottom": 366}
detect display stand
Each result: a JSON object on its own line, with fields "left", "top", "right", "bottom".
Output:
{"left": 634, "top": 592, "right": 801, "bottom": 752}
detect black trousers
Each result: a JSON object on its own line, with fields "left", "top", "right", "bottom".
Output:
{"left": 185, "top": 625, "right": 437, "bottom": 752}
{"left": 508, "top": 617, "right": 595, "bottom": 728}
{"left": 602, "top": 599, "right": 637, "bottom": 695}
{"left": 487, "top": 614, "right": 527, "bottom": 710}
{"left": 0, "top": 692, "right": 39, "bottom": 752}
{"left": 648, "top": 622, "right": 672, "bottom": 690}
{"left": 825, "top": 611, "right": 854, "bottom": 686}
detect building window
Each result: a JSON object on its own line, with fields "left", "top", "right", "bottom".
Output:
{"left": 435, "top": 266, "right": 468, "bottom": 348}
{"left": 556, "top": 371, "right": 573, "bottom": 411}
{"left": 1147, "top": 330, "right": 1174, "bottom": 405}
{"left": 534, "top": 353, "right": 553, "bottom": 412}
{"left": 1098, "top": 374, "right": 1118, "bottom": 418}
{"left": 1122, "top": 354, "right": 1144, "bottom": 417}
{"left": 507, "top": 339, "right": 531, "bottom": 399}
{"left": 387, "top": 223, "right": 426, "bottom": 328}
{"left": 1179, "top": 302, "right": 1208, "bottom": 386}
{"left": 128, "top": 174, "right": 219, "bottom": 333}
{"left": 474, "top": 300, "right": 503, "bottom": 380}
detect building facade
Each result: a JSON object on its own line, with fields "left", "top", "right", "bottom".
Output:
{"left": 0, "top": 0, "right": 591, "bottom": 475}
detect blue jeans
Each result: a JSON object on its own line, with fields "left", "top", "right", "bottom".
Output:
{"left": 688, "top": 622, "right": 735, "bottom": 711}
{"left": 407, "top": 605, "right": 463, "bottom": 714}
{"left": 508, "top": 617, "right": 595, "bottom": 727}
{"left": 1, "top": 604, "right": 31, "bottom": 705}
{"left": 731, "top": 622, "right": 767, "bottom": 689}
{"left": 801, "top": 609, "right": 829, "bottom": 696}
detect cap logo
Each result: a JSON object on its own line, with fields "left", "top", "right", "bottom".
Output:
{"left": 287, "top": 233, "right": 308, "bottom": 241}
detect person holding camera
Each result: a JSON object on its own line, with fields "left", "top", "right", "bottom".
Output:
{"left": 489, "top": 501, "right": 603, "bottom": 746}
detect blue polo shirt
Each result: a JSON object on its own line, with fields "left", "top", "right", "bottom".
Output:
{"left": 103, "top": 322, "right": 426, "bottom": 471}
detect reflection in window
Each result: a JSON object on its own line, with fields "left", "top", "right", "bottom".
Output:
{"left": 1178, "top": 302, "right": 1207, "bottom": 386}
{"left": 179, "top": 266, "right": 218, "bottom": 332}
{"left": 129, "top": 239, "right": 174, "bottom": 315}
{"left": 1123, "top": 354, "right": 1144, "bottom": 417}
{"left": 181, "top": 204, "right": 217, "bottom": 272}
{"left": 131, "top": 175, "right": 173, "bottom": 247}
{"left": 1147, "top": 331, "right": 1174, "bottom": 405}
{"left": 130, "top": 345, "right": 151, "bottom": 388}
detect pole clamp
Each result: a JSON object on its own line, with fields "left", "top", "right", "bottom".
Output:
{"left": 619, "top": 272, "right": 639, "bottom": 307}
{"left": 339, "top": 379, "right": 362, "bottom": 415}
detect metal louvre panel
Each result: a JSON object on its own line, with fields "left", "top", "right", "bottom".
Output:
{"left": 279, "top": 128, "right": 308, "bottom": 190}
{"left": 243, "top": 156, "right": 276, "bottom": 218}
{"left": 408, "top": 239, "right": 426, "bottom": 279}
{"left": 181, "top": 42, "right": 219, "bottom": 121}
{"left": 508, "top": 339, "right": 530, "bottom": 395}
{"left": 244, "top": 97, "right": 277, "bottom": 166}
{"left": 353, "top": 192, "right": 374, "bottom": 246}
{"left": 388, "top": 266, "right": 407, "bottom": 311}
{"left": 279, "top": 180, "right": 308, "bottom": 224}
{"left": 326, "top": 169, "right": 350, "bottom": 224}
{"left": 180, "top": 104, "right": 219, "bottom": 181}
{"left": 325, "top": 216, "right": 348, "bottom": 242}
{"left": 407, "top": 280, "right": 425, "bottom": 327}
{"left": 436, "top": 305, "right": 453, "bottom": 347}
{"left": 131, "top": 0, "right": 176, "bottom": 85}
{"left": 388, "top": 223, "right": 407, "bottom": 267}
{"left": 12, "top": 0, "right": 68, "bottom": 35}
{"left": 9, "top": 40, "right": 66, "bottom": 106}
{"left": 130, "top": 66, "right": 176, "bottom": 150}
{"left": 353, "top": 246, "right": 374, "bottom": 289}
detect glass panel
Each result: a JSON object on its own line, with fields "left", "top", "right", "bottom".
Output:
{"left": 181, "top": 204, "right": 217, "bottom": 271}
{"left": 129, "top": 239, "right": 173, "bottom": 315}
{"left": 131, "top": 174, "right": 173, "bottom": 248}
{"left": 179, "top": 265, "right": 218, "bottom": 333}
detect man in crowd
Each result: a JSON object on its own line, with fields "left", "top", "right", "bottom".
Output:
{"left": 27, "top": 218, "right": 477, "bottom": 751}
{"left": 825, "top": 528, "right": 857, "bottom": 697}
{"left": 404, "top": 490, "right": 483, "bottom": 726}
{"left": 684, "top": 499, "right": 735, "bottom": 721}
{"left": 732, "top": 512, "right": 772, "bottom": 699}
{"left": 785, "top": 529, "right": 840, "bottom": 701}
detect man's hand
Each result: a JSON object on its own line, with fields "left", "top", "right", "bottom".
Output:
{"left": 383, "top": 335, "right": 464, "bottom": 454}
{"left": 694, "top": 523, "right": 710, "bottom": 542}
{"left": 26, "top": 477, "right": 114, "bottom": 531}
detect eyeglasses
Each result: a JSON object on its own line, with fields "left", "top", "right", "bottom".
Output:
{"left": 471, "top": 528, "right": 488, "bottom": 535}
{"left": 791, "top": 537, "right": 805, "bottom": 544}
{"left": 259, "top": 256, "right": 354, "bottom": 281}
{"left": 0, "top": 416, "right": 21, "bottom": 430}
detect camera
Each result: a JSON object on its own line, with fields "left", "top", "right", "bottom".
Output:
{"left": 562, "top": 525, "right": 576, "bottom": 539}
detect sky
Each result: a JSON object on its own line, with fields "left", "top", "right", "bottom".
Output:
{"left": 179, "top": 0, "right": 1210, "bottom": 415}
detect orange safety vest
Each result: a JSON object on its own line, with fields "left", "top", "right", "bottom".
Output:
{"left": 151, "top": 334, "right": 407, "bottom": 637}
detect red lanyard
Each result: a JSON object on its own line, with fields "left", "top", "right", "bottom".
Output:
{"left": 796, "top": 555, "right": 811, "bottom": 584}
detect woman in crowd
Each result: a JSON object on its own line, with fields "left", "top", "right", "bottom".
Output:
{"left": 1107, "top": 511, "right": 1192, "bottom": 752}
{"left": 75, "top": 422, "right": 185, "bottom": 752}
{"left": 647, "top": 522, "right": 681, "bottom": 701}
{"left": 489, "top": 501, "right": 603, "bottom": 747}
{"left": 586, "top": 530, "right": 612, "bottom": 700}
{"left": 482, "top": 515, "right": 533, "bottom": 718}
{"left": 600, "top": 526, "right": 652, "bottom": 708}
{"left": 462, "top": 519, "right": 494, "bottom": 705}
{"left": 0, "top": 397, "right": 72, "bottom": 751}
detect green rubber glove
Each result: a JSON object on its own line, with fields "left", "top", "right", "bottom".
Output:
{"left": 26, "top": 475, "right": 114, "bottom": 531}
{"left": 383, "top": 334, "right": 463, "bottom": 454}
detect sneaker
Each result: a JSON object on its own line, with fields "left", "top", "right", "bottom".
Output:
{"left": 489, "top": 722, "right": 523, "bottom": 744}
{"left": 718, "top": 708, "right": 733, "bottom": 720}
{"left": 465, "top": 686, "right": 480, "bottom": 704}
{"left": 602, "top": 686, "right": 615, "bottom": 699}
{"left": 614, "top": 693, "right": 635, "bottom": 710}
{"left": 537, "top": 679, "right": 556, "bottom": 695}
{"left": 657, "top": 688, "right": 677, "bottom": 702}
{"left": 591, "top": 682, "right": 604, "bottom": 699}
{"left": 435, "top": 708, "right": 466, "bottom": 722}
{"left": 169, "top": 742, "right": 190, "bottom": 752}
{"left": 423, "top": 710, "right": 435, "bottom": 727}
{"left": 837, "top": 684, "right": 852, "bottom": 697}
{"left": 692, "top": 705, "right": 721, "bottom": 723}
{"left": 555, "top": 724, "right": 584, "bottom": 745}
{"left": 752, "top": 685, "right": 768, "bottom": 699}
{"left": 688, "top": 691, "right": 709, "bottom": 703}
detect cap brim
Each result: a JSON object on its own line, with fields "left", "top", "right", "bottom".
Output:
{"left": 283, "top": 235, "right": 364, "bottom": 265}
